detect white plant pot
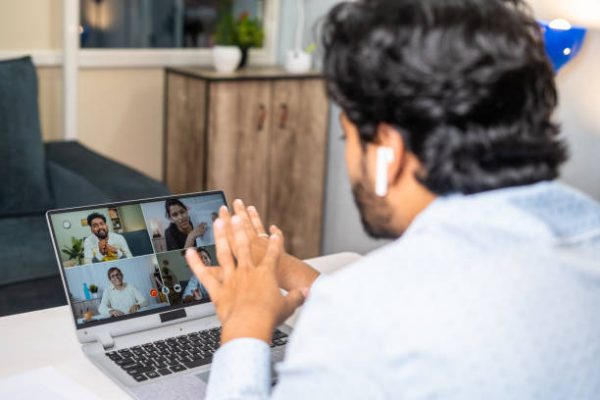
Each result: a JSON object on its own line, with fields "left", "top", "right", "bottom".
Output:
{"left": 285, "top": 50, "right": 312, "bottom": 73}
{"left": 212, "top": 46, "right": 242, "bottom": 73}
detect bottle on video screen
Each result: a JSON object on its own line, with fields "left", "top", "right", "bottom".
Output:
{"left": 83, "top": 283, "right": 91, "bottom": 300}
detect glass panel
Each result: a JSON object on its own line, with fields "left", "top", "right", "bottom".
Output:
{"left": 80, "top": 0, "right": 264, "bottom": 49}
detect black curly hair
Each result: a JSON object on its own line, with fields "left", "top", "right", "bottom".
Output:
{"left": 322, "top": 0, "right": 567, "bottom": 195}
{"left": 87, "top": 212, "right": 106, "bottom": 226}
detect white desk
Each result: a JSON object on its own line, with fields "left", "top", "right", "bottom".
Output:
{"left": 0, "top": 252, "right": 360, "bottom": 399}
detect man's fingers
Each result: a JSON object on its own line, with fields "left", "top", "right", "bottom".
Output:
{"left": 261, "top": 232, "right": 283, "bottom": 269}
{"left": 213, "top": 218, "right": 236, "bottom": 279}
{"left": 232, "top": 215, "right": 253, "bottom": 268}
{"left": 269, "top": 225, "right": 286, "bottom": 251}
{"left": 185, "top": 248, "right": 221, "bottom": 296}
{"left": 233, "top": 199, "right": 256, "bottom": 238}
{"left": 247, "top": 206, "right": 267, "bottom": 236}
{"left": 218, "top": 205, "right": 234, "bottom": 245}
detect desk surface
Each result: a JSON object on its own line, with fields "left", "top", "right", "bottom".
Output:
{"left": 0, "top": 252, "right": 360, "bottom": 399}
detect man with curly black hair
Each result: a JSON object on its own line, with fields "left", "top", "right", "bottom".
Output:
{"left": 184, "top": 0, "right": 600, "bottom": 398}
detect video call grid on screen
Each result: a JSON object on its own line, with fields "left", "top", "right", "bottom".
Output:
{"left": 47, "top": 191, "right": 227, "bottom": 329}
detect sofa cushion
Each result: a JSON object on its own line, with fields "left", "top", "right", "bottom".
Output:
{"left": 45, "top": 141, "right": 170, "bottom": 201}
{"left": 0, "top": 56, "right": 53, "bottom": 217}
{"left": 47, "top": 160, "right": 111, "bottom": 209}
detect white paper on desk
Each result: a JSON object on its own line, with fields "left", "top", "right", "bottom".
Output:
{"left": 0, "top": 366, "right": 101, "bottom": 400}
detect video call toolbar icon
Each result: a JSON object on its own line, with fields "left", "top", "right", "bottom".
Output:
{"left": 173, "top": 284, "right": 182, "bottom": 293}
{"left": 150, "top": 289, "right": 158, "bottom": 298}
{"left": 162, "top": 286, "right": 170, "bottom": 295}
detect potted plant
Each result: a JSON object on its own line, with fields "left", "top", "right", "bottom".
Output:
{"left": 89, "top": 284, "right": 99, "bottom": 299}
{"left": 235, "top": 12, "right": 265, "bottom": 69}
{"left": 61, "top": 237, "right": 84, "bottom": 266}
{"left": 213, "top": 2, "right": 264, "bottom": 72}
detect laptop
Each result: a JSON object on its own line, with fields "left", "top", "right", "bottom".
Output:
{"left": 46, "top": 191, "right": 291, "bottom": 399}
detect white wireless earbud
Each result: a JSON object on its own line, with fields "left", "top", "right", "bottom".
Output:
{"left": 375, "top": 146, "right": 394, "bottom": 197}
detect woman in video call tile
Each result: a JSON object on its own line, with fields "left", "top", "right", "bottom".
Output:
{"left": 182, "top": 248, "right": 212, "bottom": 303}
{"left": 164, "top": 199, "right": 209, "bottom": 251}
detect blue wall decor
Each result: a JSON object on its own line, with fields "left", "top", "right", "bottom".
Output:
{"left": 540, "top": 19, "right": 587, "bottom": 72}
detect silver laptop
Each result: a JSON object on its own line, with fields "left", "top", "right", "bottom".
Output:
{"left": 46, "top": 191, "right": 291, "bottom": 399}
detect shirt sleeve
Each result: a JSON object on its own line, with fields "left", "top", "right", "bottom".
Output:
{"left": 204, "top": 276, "right": 386, "bottom": 400}
{"left": 132, "top": 285, "right": 148, "bottom": 308}
{"left": 119, "top": 235, "right": 133, "bottom": 258}
{"left": 98, "top": 288, "right": 111, "bottom": 316}
{"left": 182, "top": 276, "right": 199, "bottom": 298}
{"left": 206, "top": 338, "right": 271, "bottom": 400}
{"left": 83, "top": 236, "right": 94, "bottom": 264}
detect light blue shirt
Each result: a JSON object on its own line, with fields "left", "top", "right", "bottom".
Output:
{"left": 207, "top": 181, "right": 600, "bottom": 399}
{"left": 182, "top": 276, "right": 209, "bottom": 300}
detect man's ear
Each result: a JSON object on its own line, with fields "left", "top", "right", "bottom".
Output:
{"left": 374, "top": 123, "right": 406, "bottom": 186}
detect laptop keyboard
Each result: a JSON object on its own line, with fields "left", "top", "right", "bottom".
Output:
{"left": 105, "top": 327, "right": 289, "bottom": 382}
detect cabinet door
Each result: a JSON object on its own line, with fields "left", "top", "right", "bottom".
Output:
{"left": 206, "top": 80, "right": 272, "bottom": 212}
{"left": 165, "top": 73, "right": 207, "bottom": 194}
{"left": 268, "top": 79, "right": 329, "bottom": 259}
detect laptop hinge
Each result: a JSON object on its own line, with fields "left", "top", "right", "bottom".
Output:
{"left": 97, "top": 332, "right": 115, "bottom": 351}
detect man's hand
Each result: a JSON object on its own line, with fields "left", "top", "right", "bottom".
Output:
{"left": 99, "top": 239, "right": 108, "bottom": 255}
{"left": 219, "top": 200, "right": 320, "bottom": 292}
{"left": 128, "top": 304, "right": 141, "bottom": 313}
{"left": 106, "top": 243, "right": 119, "bottom": 256}
{"left": 185, "top": 222, "right": 208, "bottom": 248}
{"left": 110, "top": 309, "right": 125, "bottom": 317}
{"left": 185, "top": 216, "right": 305, "bottom": 345}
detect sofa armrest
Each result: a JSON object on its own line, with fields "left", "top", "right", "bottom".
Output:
{"left": 45, "top": 140, "right": 170, "bottom": 201}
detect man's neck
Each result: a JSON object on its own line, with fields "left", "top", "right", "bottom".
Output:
{"left": 388, "top": 157, "right": 437, "bottom": 232}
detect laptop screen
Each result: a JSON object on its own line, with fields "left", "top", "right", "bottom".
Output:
{"left": 47, "top": 191, "right": 226, "bottom": 329}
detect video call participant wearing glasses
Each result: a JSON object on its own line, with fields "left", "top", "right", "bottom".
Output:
{"left": 83, "top": 212, "right": 132, "bottom": 264}
{"left": 184, "top": 0, "right": 600, "bottom": 398}
{"left": 99, "top": 267, "right": 148, "bottom": 317}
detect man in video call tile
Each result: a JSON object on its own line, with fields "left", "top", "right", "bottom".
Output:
{"left": 83, "top": 212, "right": 132, "bottom": 264}
{"left": 99, "top": 267, "right": 148, "bottom": 317}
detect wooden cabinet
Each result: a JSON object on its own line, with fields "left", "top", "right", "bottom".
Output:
{"left": 164, "top": 67, "right": 329, "bottom": 259}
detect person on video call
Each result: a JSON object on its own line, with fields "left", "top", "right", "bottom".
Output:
{"left": 164, "top": 199, "right": 211, "bottom": 250}
{"left": 181, "top": 247, "right": 212, "bottom": 303}
{"left": 83, "top": 212, "right": 132, "bottom": 264}
{"left": 184, "top": 0, "right": 600, "bottom": 398}
{"left": 99, "top": 267, "right": 148, "bottom": 317}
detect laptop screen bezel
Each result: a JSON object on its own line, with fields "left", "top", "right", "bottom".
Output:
{"left": 46, "top": 190, "right": 227, "bottom": 331}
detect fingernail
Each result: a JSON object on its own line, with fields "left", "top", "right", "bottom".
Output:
{"left": 234, "top": 198, "right": 243, "bottom": 205}
{"left": 231, "top": 215, "right": 241, "bottom": 224}
{"left": 214, "top": 218, "right": 224, "bottom": 228}
{"left": 220, "top": 205, "right": 228, "bottom": 212}
{"left": 248, "top": 206, "right": 256, "bottom": 213}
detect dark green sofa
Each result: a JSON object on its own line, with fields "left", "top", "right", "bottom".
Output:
{"left": 0, "top": 56, "right": 169, "bottom": 316}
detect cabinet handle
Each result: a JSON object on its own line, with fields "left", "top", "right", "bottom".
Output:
{"left": 257, "top": 104, "right": 267, "bottom": 131}
{"left": 279, "top": 103, "right": 289, "bottom": 129}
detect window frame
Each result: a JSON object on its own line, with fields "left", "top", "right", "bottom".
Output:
{"left": 77, "top": 0, "right": 281, "bottom": 68}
